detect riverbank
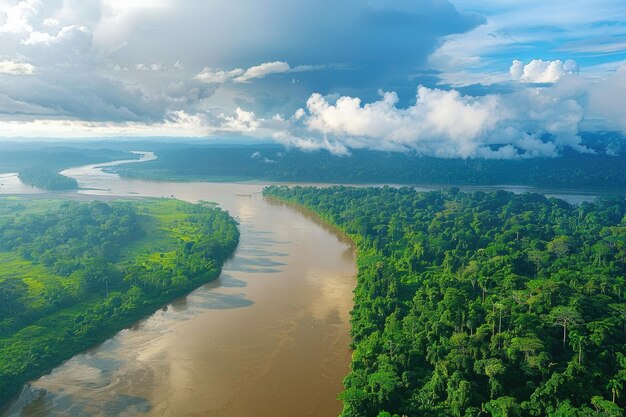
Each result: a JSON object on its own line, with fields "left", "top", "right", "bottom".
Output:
{"left": 3, "top": 156, "right": 357, "bottom": 417}
{"left": 263, "top": 185, "right": 626, "bottom": 416}
{"left": 105, "top": 157, "right": 614, "bottom": 206}
{"left": 0, "top": 198, "right": 239, "bottom": 411}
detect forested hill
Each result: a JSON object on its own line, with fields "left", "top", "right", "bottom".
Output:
{"left": 264, "top": 186, "right": 626, "bottom": 417}
{"left": 113, "top": 141, "right": 626, "bottom": 189}
{"left": 17, "top": 168, "right": 80, "bottom": 191}
{"left": 0, "top": 198, "right": 239, "bottom": 407}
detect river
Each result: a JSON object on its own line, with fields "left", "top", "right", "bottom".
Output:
{"left": 2, "top": 153, "right": 356, "bottom": 417}
{"left": 0, "top": 152, "right": 611, "bottom": 416}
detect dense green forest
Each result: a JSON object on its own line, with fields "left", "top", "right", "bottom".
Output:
{"left": 17, "top": 168, "right": 79, "bottom": 191}
{"left": 114, "top": 137, "right": 626, "bottom": 189}
{"left": 264, "top": 186, "right": 626, "bottom": 417}
{"left": 0, "top": 197, "right": 239, "bottom": 407}
{"left": 0, "top": 146, "right": 137, "bottom": 190}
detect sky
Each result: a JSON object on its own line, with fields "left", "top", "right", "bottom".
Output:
{"left": 0, "top": 0, "right": 625, "bottom": 158}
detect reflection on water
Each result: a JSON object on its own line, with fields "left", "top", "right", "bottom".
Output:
{"left": 2, "top": 153, "right": 357, "bottom": 417}
{"left": 216, "top": 274, "right": 247, "bottom": 288}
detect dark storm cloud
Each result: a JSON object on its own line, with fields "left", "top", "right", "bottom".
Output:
{"left": 108, "top": 0, "right": 484, "bottom": 93}
{"left": 0, "top": 0, "right": 483, "bottom": 125}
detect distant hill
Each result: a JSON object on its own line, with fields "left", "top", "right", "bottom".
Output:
{"left": 111, "top": 133, "right": 626, "bottom": 190}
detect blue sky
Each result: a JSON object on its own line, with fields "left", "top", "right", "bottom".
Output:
{"left": 435, "top": 0, "right": 626, "bottom": 85}
{"left": 0, "top": 0, "right": 625, "bottom": 158}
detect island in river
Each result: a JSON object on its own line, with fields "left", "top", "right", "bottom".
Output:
{"left": 0, "top": 143, "right": 139, "bottom": 191}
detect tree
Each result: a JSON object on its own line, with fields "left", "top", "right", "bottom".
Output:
{"left": 508, "top": 336, "right": 544, "bottom": 368}
{"left": 607, "top": 378, "right": 623, "bottom": 404}
{"left": 549, "top": 306, "right": 583, "bottom": 350}
{"left": 591, "top": 396, "right": 623, "bottom": 416}
{"left": 547, "top": 236, "right": 572, "bottom": 257}
{"left": 447, "top": 371, "right": 471, "bottom": 416}
{"left": 483, "top": 396, "right": 522, "bottom": 417}
{"left": 610, "top": 303, "right": 626, "bottom": 331}
{"left": 0, "top": 280, "right": 27, "bottom": 317}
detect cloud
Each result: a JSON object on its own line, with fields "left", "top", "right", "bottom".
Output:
{"left": 283, "top": 84, "right": 588, "bottom": 159}
{"left": 0, "top": 1, "right": 175, "bottom": 123}
{"left": 0, "top": 92, "right": 56, "bottom": 115}
{"left": 0, "top": 0, "right": 623, "bottom": 158}
{"left": 559, "top": 37, "right": 626, "bottom": 54}
{"left": 0, "top": 111, "right": 209, "bottom": 138}
{"left": 233, "top": 61, "right": 291, "bottom": 83}
{"left": 133, "top": 63, "right": 163, "bottom": 71}
{"left": 0, "top": 107, "right": 266, "bottom": 138}
{"left": 0, "top": 0, "right": 37, "bottom": 34}
{"left": 305, "top": 88, "right": 499, "bottom": 146}
{"left": 219, "top": 107, "right": 259, "bottom": 132}
{"left": 587, "top": 64, "right": 626, "bottom": 132}
{"left": 429, "top": 0, "right": 626, "bottom": 87}
{"left": 510, "top": 59, "right": 579, "bottom": 83}
{"left": 0, "top": 58, "right": 35, "bottom": 74}
{"left": 163, "top": 79, "right": 218, "bottom": 106}
{"left": 194, "top": 61, "right": 320, "bottom": 85}
{"left": 195, "top": 67, "right": 245, "bottom": 84}
{"left": 94, "top": 0, "right": 482, "bottom": 93}
{"left": 272, "top": 131, "right": 351, "bottom": 155}
{"left": 22, "top": 24, "right": 89, "bottom": 45}
{"left": 0, "top": 0, "right": 482, "bottom": 134}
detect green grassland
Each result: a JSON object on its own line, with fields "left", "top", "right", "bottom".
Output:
{"left": 0, "top": 197, "right": 239, "bottom": 407}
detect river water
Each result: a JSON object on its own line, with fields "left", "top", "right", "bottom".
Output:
{"left": 2, "top": 153, "right": 356, "bottom": 417}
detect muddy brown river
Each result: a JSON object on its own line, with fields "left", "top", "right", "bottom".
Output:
{"left": 2, "top": 153, "right": 356, "bottom": 417}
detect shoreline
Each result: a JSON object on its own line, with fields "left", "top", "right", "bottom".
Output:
{"left": 0, "top": 199, "right": 239, "bottom": 413}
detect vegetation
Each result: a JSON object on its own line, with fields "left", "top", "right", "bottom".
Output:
{"left": 0, "top": 197, "right": 239, "bottom": 407}
{"left": 17, "top": 168, "right": 79, "bottom": 191}
{"left": 0, "top": 146, "right": 138, "bottom": 191}
{"left": 114, "top": 138, "right": 626, "bottom": 189}
{"left": 264, "top": 185, "right": 626, "bottom": 417}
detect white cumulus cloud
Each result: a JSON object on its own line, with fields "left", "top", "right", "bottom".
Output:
{"left": 22, "top": 24, "right": 89, "bottom": 45}
{"left": 194, "top": 67, "right": 245, "bottom": 84}
{"left": 233, "top": 61, "right": 291, "bottom": 83}
{"left": 194, "top": 61, "right": 323, "bottom": 85}
{"left": 510, "top": 59, "right": 579, "bottom": 83}
{"left": 0, "top": 0, "right": 37, "bottom": 34}
{"left": 0, "top": 59, "right": 35, "bottom": 74}
{"left": 219, "top": 107, "right": 259, "bottom": 132}
{"left": 284, "top": 85, "right": 588, "bottom": 159}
